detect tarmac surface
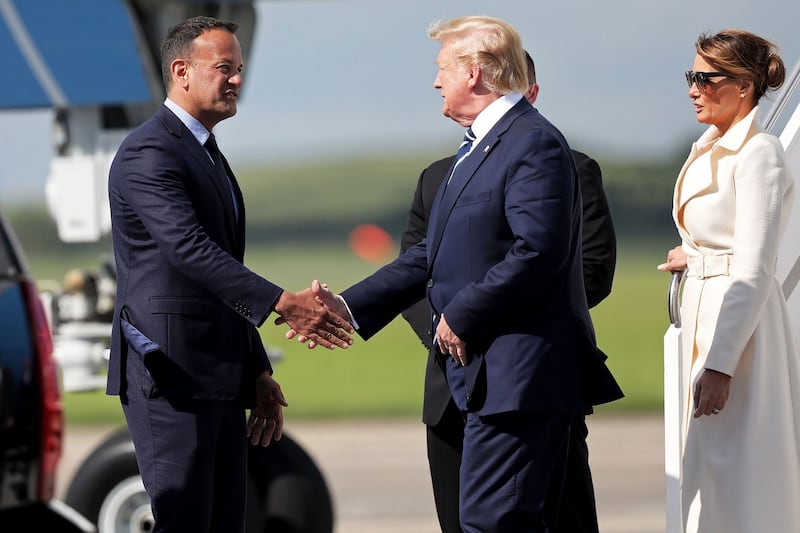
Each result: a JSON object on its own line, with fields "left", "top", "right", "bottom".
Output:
{"left": 59, "top": 413, "right": 666, "bottom": 533}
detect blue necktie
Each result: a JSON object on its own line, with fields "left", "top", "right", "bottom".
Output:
{"left": 456, "top": 127, "right": 475, "bottom": 163}
{"left": 448, "top": 128, "right": 475, "bottom": 185}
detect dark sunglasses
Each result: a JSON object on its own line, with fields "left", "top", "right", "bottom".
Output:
{"left": 685, "top": 70, "right": 729, "bottom": 90}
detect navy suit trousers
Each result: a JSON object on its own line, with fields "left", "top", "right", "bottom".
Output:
{"left": 460, "top": 411, "right": 571, "bottom": 532}
{"left": 121, "top": 362, "right": 247, "bottom": 533}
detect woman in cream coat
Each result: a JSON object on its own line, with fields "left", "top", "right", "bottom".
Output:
{"left": 658, "top": 29, "right": 800, "bottom": 532}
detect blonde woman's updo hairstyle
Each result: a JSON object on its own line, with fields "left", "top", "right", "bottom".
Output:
{"left": 695, "top": 29, "right": 786, "bottom": 101}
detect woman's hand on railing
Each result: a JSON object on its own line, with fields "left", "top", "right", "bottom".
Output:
{"left": 658, "top": 245, "right": 688, "bottom": 273}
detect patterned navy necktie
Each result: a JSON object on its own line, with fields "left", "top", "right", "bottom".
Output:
{"left": 204, "top": 133, "right": 239, "bottom": 222}
{"left": 448, "top": 127, "right": 475, "bottom": 185}
{"left": 456, "top": 127, "right": 476, "bottom": 163}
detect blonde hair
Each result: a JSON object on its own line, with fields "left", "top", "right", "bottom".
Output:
{"left": 428, "top": 16, "right": 528, "bottom": 95}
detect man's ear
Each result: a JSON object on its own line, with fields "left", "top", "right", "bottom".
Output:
{"left": 172, "top": 59, "right": 190, "bottom": 88}
{"left": 467, "top": 64, "right": 481, "bottom": 89}
{"left": 525, "top": 83, "right": 540, "bottom": 105}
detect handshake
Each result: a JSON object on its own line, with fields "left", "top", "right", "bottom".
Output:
{"left": 273, "top": 280, "right": 354, "bottom": 350}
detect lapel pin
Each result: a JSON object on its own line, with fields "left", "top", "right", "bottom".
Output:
{"left": 483, "top": 146, "right": 490, "bottom": 153}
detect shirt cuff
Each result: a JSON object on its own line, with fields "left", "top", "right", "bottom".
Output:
{"left": 338, "top": 295, "right": 359, "bottom": 330}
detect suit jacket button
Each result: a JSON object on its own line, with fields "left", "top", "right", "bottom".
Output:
{"left": 426, "top": 279, "right": 434, "bottom": 288}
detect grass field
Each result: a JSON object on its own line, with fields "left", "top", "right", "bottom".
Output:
{"left": 10, "top": 152, "right": 679, "bottom": 424}
{"left": 59, "top": 237, "right": 675, "bottom": 426}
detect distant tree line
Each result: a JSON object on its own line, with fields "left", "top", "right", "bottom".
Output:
{"left": 4, "top": 152, "right": 686, "bottom": 268}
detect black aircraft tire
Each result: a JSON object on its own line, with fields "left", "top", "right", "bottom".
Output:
{"left": 246, "top": 434, "right": 335, "bottom": 533}
{"left": 63, "top": 426, "right": 151, "bottom": 531}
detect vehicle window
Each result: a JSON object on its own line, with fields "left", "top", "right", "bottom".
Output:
{"left": 0, "top": 220, "right": 21, "bottom": 279}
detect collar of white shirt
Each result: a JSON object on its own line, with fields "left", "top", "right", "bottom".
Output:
{"left": 466, "top": 92, "right": 524, "bottom": 154}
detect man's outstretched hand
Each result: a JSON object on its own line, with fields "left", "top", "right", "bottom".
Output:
{"left": 282, "top": 280, "right": 354, "bottom": 349}
{"left": 273, "top": 284, "right": 354, "bottom": 349}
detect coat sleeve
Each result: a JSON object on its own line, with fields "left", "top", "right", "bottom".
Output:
{"left": 573, "top": 151, "right": 617, "bottom": 308}
{"left": 704, "top": 136, "right": 792, "bottom": 375}
{"left": 342, "top": 242, "right": 429, "bottom": 340}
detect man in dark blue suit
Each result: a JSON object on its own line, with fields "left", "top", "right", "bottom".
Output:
{"left": 296, "top": 16, "right": 623, "bottom": 532}
{"left": 107, "top": 16, "right": 352, "bottom": 533}
{"left": 401, "top": 51, "right": 617, "bottom": 533}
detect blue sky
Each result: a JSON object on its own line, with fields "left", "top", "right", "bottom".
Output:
{"left": 2, "top": 0, "right": 799, "bottom": 203}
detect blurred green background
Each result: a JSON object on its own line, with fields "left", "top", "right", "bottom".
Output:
{"left": 5, "top": 148, "right": 683, "bottom": 425}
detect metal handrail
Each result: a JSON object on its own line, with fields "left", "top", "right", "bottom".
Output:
{"left": 668, "top": 270, "right": 685, "bottom": 327}
{"left": 763, "top": 59, "right": 800, "bottom": 134}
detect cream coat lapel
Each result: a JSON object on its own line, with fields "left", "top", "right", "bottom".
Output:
{"left": 675, "top": 107, "right": 762, "bottom": 230}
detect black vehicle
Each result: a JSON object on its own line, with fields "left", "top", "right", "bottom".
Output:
{"left": 0, "top": 209, "right": 95, "bottom": 531}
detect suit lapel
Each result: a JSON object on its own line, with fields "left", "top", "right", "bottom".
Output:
{"left": 427, "top": 99, "right": 532, "bottom": 269}
{"left": 675, "top": 108, "right": 759, "bottom": 231}
{"left": 427, "top": 140, "right": 489, "bottom": 265}
{"left": 158, "top": 106, "right": 243, "bottom": 254}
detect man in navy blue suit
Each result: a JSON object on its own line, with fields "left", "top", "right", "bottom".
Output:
{"left": 293, "top": 15, "right": 623, "bottom": 532}
{"left": 107, "top": 16, "right": 353, "bottom": 533}
{"left": 401, "top": 50, "right": 618, "bottom": 533}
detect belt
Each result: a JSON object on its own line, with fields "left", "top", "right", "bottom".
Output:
{"left": 686, "top": 254, "right": 732, "bottom": 279}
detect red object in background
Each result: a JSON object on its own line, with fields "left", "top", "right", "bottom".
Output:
{"left": 349, "top": 223, "right": 395, "bottom": 264}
